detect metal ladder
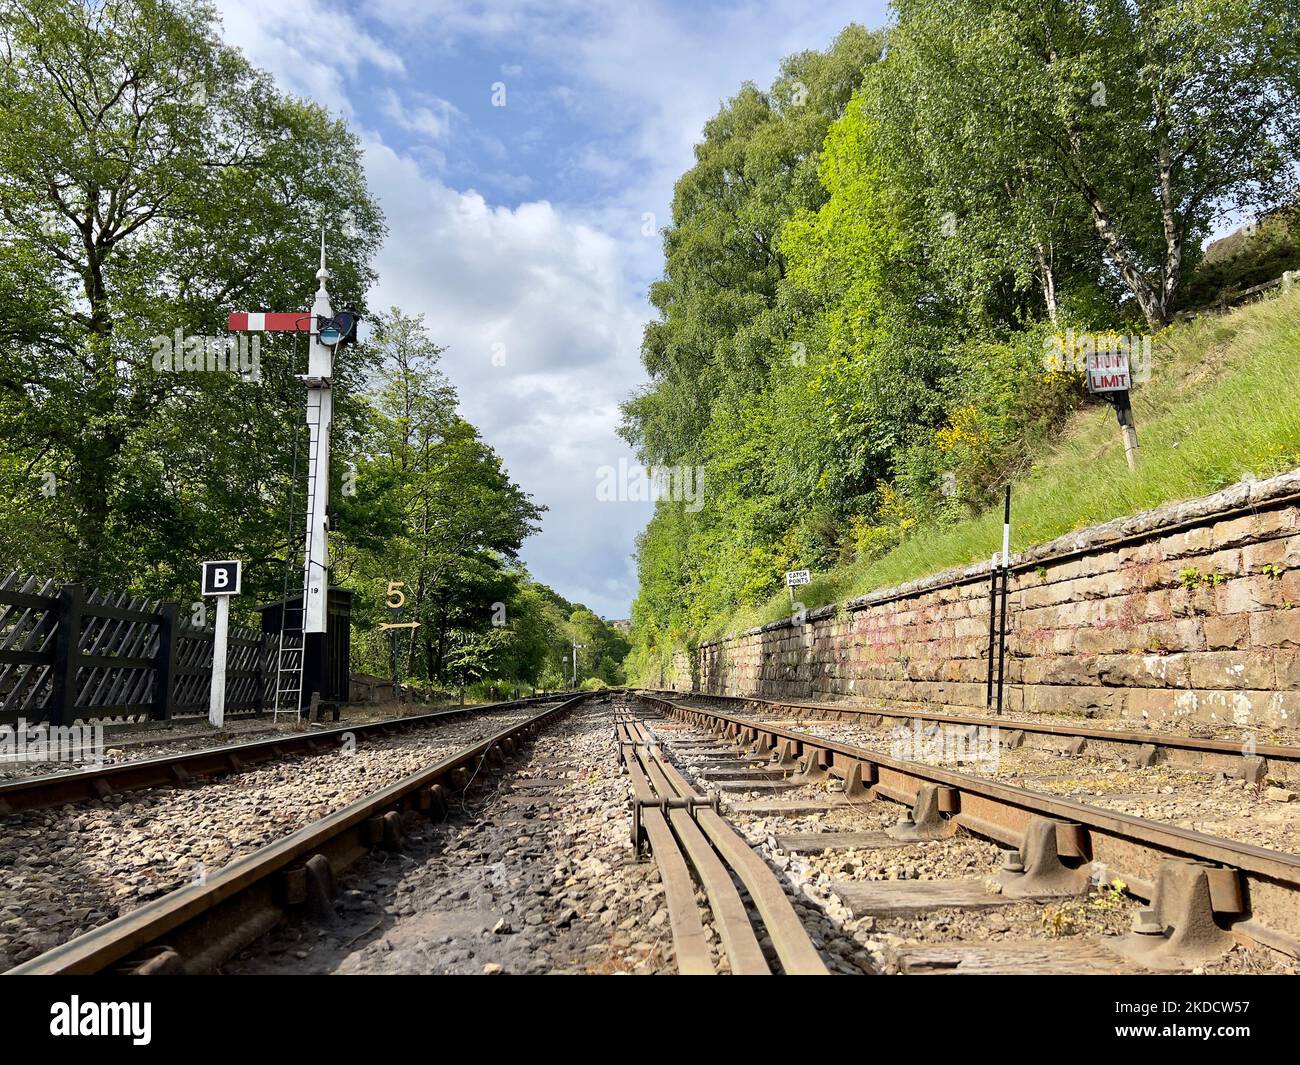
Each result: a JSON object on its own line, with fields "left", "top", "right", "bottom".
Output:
{"left": 271, "top": 378, "right": 325, "bottom": 723}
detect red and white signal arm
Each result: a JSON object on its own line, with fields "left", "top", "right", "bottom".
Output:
{"left": 202, "top": 560, "right": 242, "bottom": 596}
{"left": 227, "top": 312, "right": 311, "bottom": 332}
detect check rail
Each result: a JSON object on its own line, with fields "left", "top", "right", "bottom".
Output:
{"left": 616, "top": 713, "right": 828, "bottom": 975}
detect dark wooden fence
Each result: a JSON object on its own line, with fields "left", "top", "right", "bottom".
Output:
{"left": 0, "top": 572, "right": 266, "bottom": 726}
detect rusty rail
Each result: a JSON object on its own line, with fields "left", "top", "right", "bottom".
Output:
{"left": 643, "top": 689, "right": 1300, "bottom": 778}
{"left": 0, "top": 692, "right": 568, "bottom": 814}
{"left": 637, "top": 691, "right": 1300, "bottom": 955}
{"left": 5, "top": 693, "right": 591, "bottom": 975}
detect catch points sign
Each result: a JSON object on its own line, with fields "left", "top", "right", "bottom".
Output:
{"left": 785, "top": 569, "right": 811, "bottom": 587}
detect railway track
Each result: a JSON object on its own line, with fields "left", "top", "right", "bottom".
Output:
{"left": 616, "top": 712, "right": 828, "bottom": 974}
{"left": 643, "top": 690, "right": 1300, "bottom": 858}
{"left": 642, "top": 696, "right": 1300, "bottom": 863}
{"left": 6, "top": 688, "right": 1295, "bottom": 977}
{"left": 640, "top": 688, "right": 1300, "bottom": 782}
{"left": 7, "top": 691, "right": 587, "bottom": 972}
{"left": 0, "top": 692, "right": 567, "bottom": 811}
{"left": 634, "top": 690, "right": 1300, "bottom": 973}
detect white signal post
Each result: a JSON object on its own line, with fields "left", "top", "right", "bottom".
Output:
{"left": 302, "top": 233, "right": 335, "bottom": 636}
{"left": 202, "top": 560, "right": 242, "bottom": 728}
{"left": 212, "top": 597, "right": 228, "bottom": 727}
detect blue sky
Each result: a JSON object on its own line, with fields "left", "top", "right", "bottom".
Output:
{"left": 213, "top": 0, "right": 892, "bottom": 619}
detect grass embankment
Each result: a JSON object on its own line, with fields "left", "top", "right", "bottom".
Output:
{"left": 704, "top": 287, "right": 1300, "bottom": 643}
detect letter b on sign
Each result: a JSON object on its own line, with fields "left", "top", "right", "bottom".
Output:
{"left": 202, "top": 560, "right": 242, "bottom": 596}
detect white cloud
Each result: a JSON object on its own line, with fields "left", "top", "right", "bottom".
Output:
{"left": 215, "top": 0, "right": 404, "bottom": 115}
{"left": 381, "top": 89, "right": 459, "bottom": 141}
{"left": 360, "top": 137, "right": 648, "bottom": 616}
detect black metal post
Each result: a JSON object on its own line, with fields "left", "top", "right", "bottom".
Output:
{"left": 49, "top": 583, "right": 85, "bottom": 727}
{"left": 303, "top": 631, "right": 325, "bottom": 720}
{"left": 996, "top": 486, "right": 1011, "bottom": 714}
{"left": 253, "top": 632, "right": 268, "bottom": 713}
{"left": 985, "top": 556, "right": 998, "bottom": 708}
{"left": 152, "top": 601, "right": 179, "bottom": 721}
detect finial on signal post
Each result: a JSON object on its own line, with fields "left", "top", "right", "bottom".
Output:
{"left": 316, "top": 224, "right": 330, "bottom": 291}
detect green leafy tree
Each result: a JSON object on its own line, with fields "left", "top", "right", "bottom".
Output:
{"left": 882, "top": 0, "right": 1300, "bottom": 327}
{"left": 0, "top": 0, "right": 384, "bottom": 597}
{"left": 621, "top": 24, "right": 885, "bottom": 467}
{"left": 620, "top": 27, "right": 886, "bottom": 672}
{"left": 340, "top": 308, "right": 544, "bottom": 687}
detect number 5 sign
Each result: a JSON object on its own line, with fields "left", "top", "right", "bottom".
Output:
{"left": 380, "top": 581, "right": 419, "bottom": 632}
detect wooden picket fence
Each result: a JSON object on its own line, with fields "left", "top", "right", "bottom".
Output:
{"left": 0, "top": 571, "right": 266, "bottom": 726}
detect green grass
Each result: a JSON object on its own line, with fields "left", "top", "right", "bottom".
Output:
{"left": 705, "top": 288, "right": 1300, "bottom": 642}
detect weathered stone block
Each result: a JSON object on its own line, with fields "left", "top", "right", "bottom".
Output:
{"left": 1203, "top": 613, "right": 1251, "bottom": 651}
{"left": 1159, "top": 525, "right": 1213, "bottom": 559}
{"left": 1211, "top": 514, "right": 1261, "bottom": 550}
{"left": 1186, "top": 650, "right": 1274, "bottom": 690}
{"left": 1097, "top": 653, "right": 1191, "bottom": 689}
{"left": 1272, "top": 649, "right": 1300, "bottom": 690}
{"left": 1249, "top": 611, "right": 1300, "bottom": 649}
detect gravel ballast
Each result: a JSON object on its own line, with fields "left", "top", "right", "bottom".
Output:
{"left": 0, "top": 703, "right": 552, "bottom": 969}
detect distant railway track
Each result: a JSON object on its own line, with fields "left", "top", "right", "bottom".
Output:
{"left": 0, "top": 692, "right": 569, "bottom": 814}
{"left": 636, "top": 690, "right": 1300, "bottom": 965}
{"left": 6, "top": 693, "right": 590, "bottom": 975}
{"left": 640, "top": 688, "right": 1300, "bottom": 780}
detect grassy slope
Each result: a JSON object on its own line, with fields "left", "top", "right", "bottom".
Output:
{"left": 704, "top": 287, "right": 1300, "bottom": 642}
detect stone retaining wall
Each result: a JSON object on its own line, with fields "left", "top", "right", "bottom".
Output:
{"left": 671, "top": 469, "right": 1300, "bottom": 730}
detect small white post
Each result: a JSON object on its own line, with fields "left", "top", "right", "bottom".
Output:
{"left": 571, "top": 641, "right": 584, "bottom": 688}
{"left": 209, "top": 595, "right": 229, "bottom": 728}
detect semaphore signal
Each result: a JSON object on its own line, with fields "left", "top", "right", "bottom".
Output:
{"left": 227, "top": 229, "right": 360, "bottom": 719}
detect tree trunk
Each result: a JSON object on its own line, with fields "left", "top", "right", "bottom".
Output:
{"left": 1154, "top": 97, "right": 1182, "bottom": 314}
{"left": 1066, "top": 130, "right": 1169, "bottom": 328}
{"left": 1035, "top": 242, "right": 1059, "bottom": 327}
